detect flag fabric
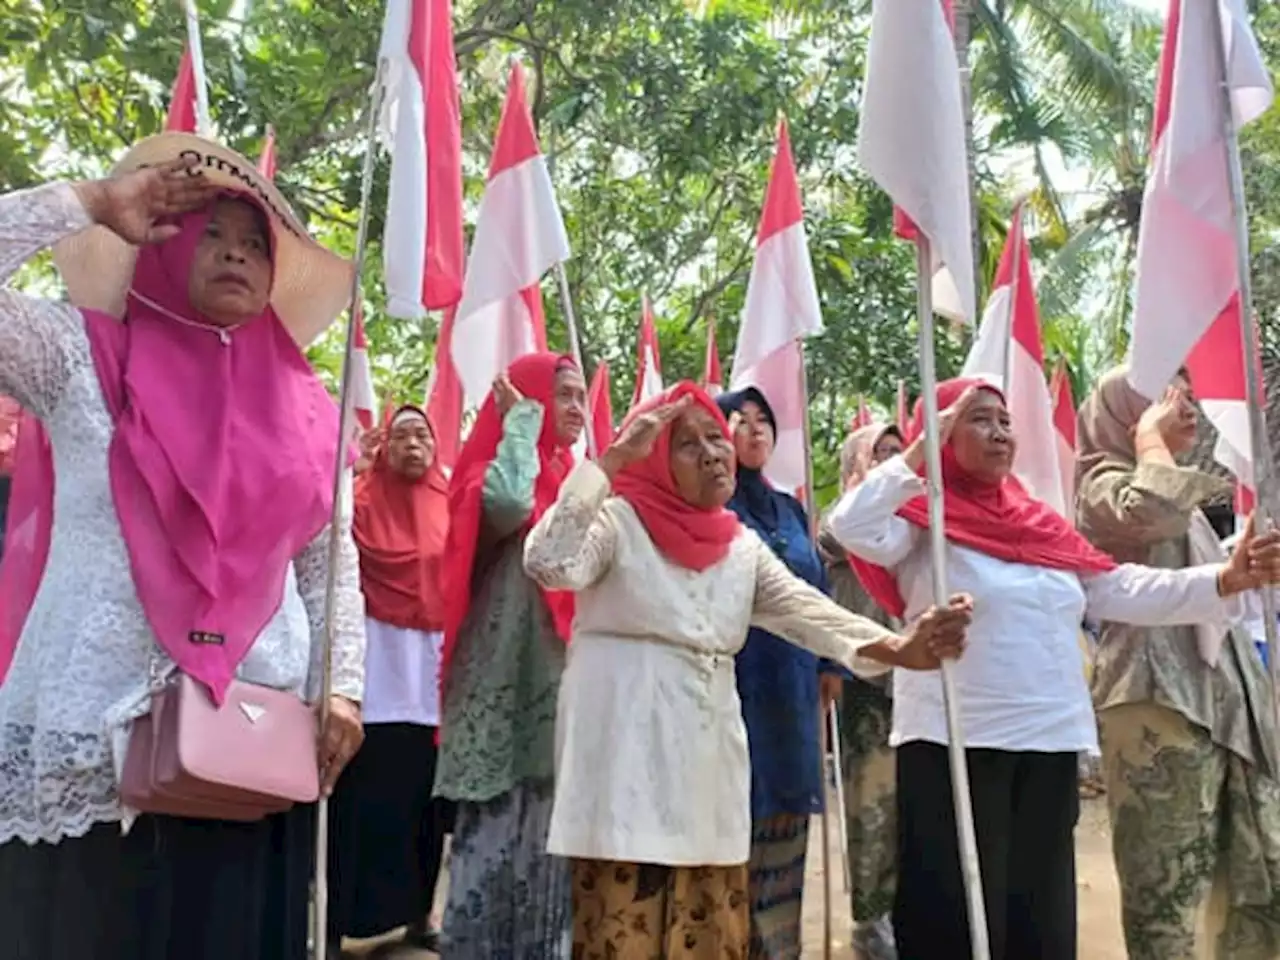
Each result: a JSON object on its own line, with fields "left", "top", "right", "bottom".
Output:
{"left": 257, "top": 125, "right": 277, "bottom": 180}
{"left": 730, "top": 116, "right": 823, "bottom": 495}
{"left": 451, "top": 62, "right": 569, "bottom": 407}
{"left": 704, "top": 317, "right": 723, "bottom": 396}
{"left": 424, "top": 305, "right": 463, "bottom": 471}
{"left": 379, "top": 0, "right": 465, "bottom": 318}
{"left": 589, "top": 361, "right": 615, "bottom": 456}
{"left": 1129, "top": 0, "right": 1272, "bottom": 492}
{"left": 961, "top": 203, "right": 1067, "bottom": 513}
{"left": 858, "top": 0, "right": 975, "bottom": 324}
{"left": 1050, "top": 363, "right": 1077, "bottom": 518}
{"left": 632, "top": 296, "right": 664, "bottom": 406}
{"left": 352, "top": 306, "right": 378, "bottom": 432}
{"left": 896, "top": 379, "right": 909, "bottom": 435}
{"left": 164, "top": 47, "right": 198, "bottom": 134}
{"left": 853, "top": 395, "right": 873, "bottom": 430}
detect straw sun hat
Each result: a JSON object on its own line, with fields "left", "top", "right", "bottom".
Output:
{"left": 52, "top": 132, "right": 355, "bottom": 347}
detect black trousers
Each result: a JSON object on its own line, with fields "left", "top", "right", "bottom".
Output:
{"left": 893, "top": 743, "right": 1079, "bottom": 960}
{"left": 329, "top": 722, "right": 453, "bottom": 939}
{"left": 0, "top": 806, "right": 313, "bottom": 960}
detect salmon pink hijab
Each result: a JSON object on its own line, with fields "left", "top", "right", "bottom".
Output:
{"left": 611, "top": 382, "right": 741, "bottom": 571}
{"left": 353, "top": 406, "right": 450, "bottom": 632}
{"left": 850, "top": 378, "right": 1116, "bottom": 617}
{"left": 440, "top": 353, "right": 578, "bottom": 685}
{"left": 0, "top": 199, "right": 343, "bottom": 703}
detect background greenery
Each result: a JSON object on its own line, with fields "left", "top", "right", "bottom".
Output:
{"left": 2, "top": 0, "right": 1278, "bottom": 502}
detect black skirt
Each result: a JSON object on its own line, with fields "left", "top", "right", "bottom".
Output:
{"left": 328, "top": 722, "right": 452, "bottom": 939}
{"left": 0, "top": 805, "right": 314, "bottom": 960}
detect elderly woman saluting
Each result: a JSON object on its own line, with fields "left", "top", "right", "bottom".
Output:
{"left": 0, "top": 138, "right": 365, "bottom": 960}
{"left": 523, "top": 383, "right": 971, "bottom": 959}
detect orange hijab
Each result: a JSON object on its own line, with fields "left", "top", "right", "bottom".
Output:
{"left": 352, "top": 406, "right": 450, "bottom": 632}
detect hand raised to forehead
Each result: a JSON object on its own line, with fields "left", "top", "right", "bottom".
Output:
{"left": 75, "top": 156, "right": 219, "bottom": 246}
{"left": 600, "top": 395, "right": 695, "bottom": 478}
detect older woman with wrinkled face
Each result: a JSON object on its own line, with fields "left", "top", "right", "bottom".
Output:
{"left": 0, "top": 141, "right": 365, "bottom": 960}
{"left": 523, "top": 381, "right": 972, "bottom": 959}
{"left": 829, "top": 377, "right": 1280, "bottom": 960}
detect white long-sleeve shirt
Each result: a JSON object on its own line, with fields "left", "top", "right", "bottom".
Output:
{"left": 829, "top": 456, "right": 1233, "bottom": 754}
{"left": 0, "top": 183, "right": 366, "bottom": 844}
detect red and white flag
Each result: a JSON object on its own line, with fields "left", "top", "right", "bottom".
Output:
{"left": 1129, "top": 0, "right": 1272, "bottom": 491}
{"left": 589, "top": 361, "right": 615, "bottom": 456}
{"left": 632, "top": 295, "right": 664, "bottom": 406}
{"left": 164, "top": 47, "right": 198, "bottom": 134}
{"left": 378, "top": 0, "right": 465, "bottom": 319}
{"left": 896, "top": 379, "right": 909, "bottom": 434}
{"left": 704, "top": 318, "right": 723, "bottom": 396}
{"left": 853, "top": 396, "right": 873, "bottom": 430}
{"left": 424, "top": 307, "right": 463, "bottom": 471}
{"left": 257, "top": 125, "right": 277, "bottom": 180}
{"left": 730, "top": 116, "right": 823, "bottom": 494}
{"left": 857, "top": 0, "right": 975, "bottom": 323}
{"left": 451, "top": 62, "right": 567, "bottom": 407}
{"left": 962, "top": 203, "right": 1066, "bottom": 513}
{"left": 352, "top": 306, "right": 378, "bottom": 432}
{"left": 1050, "top": 363, "right": 1077, "bottom": 517}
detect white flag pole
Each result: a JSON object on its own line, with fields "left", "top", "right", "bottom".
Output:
{"left": 1207, "top": 4, "right": 1280, "bottom": 701}
{"left": 180, "top": 0, "right": 213, "bottom": 137}
{"left": 310, "top": 58, "right": 387, "bottom": 960}
{"left": 827, "top": 700, "right": 852, "bottom": 894}
{"left": 915, "top": 236, "right": 991, "bottom": 960}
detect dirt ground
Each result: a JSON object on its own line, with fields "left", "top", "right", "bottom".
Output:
{"left": 346, "top": 796, "right": 1124, "bottom": 959}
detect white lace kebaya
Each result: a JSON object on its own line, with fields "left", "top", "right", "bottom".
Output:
{"left": 0, "top": 183, "right": 365, "bottom": 845}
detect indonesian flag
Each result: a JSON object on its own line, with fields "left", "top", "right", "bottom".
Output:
{"left": 858, "top": 0, "right": 975, "bottom": 323}
{"left": 853, "top": 396, "right": 873, "bottom": 430}
{"left": 1128, "top": 0, "right": 1272, "bottom": 494}
{"left": 729, "top": 116, "right": 823, "bottom": 494}
{"left": 164, "top": 47, "right": 198, "bottom": 134}
{"left": 632, "top": 295, "right": 664, "bottom": 406}
{"left": 704, "top": 318, "right": 723, "bottom": 396}
{"left": 258, "top": 125, "right": 277, "bottom": 180}
{"left": 424, "top": 306, "right": 463, "bottom": 470}
{"left": 379, "top": 0, "right": 465, "bottom": 318}
{"left": 961, "top": 205, "right": 1066, "bottom": 512}
{"left": 451, "top": 62, "right": 568, "bottom": 407}
{"left": 589, "top": 361, "right": 615, "bottom": 456}
{"left": 896, "top": 379, "right": 909, "bottom": 434}
{"left": 1050, "top": 363, "right": 1078, "bottom": 518}
{"left": 352, "top": 306, "right": 378, "bottom": 432}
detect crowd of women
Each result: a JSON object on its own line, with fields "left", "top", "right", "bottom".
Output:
{"left": 3, "top": 132, "right": 1280, "bottom": 960}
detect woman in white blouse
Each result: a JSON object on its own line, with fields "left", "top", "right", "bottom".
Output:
{"left": 523, "top": 382, "right": 971, "bottom": 959}
{"left": 0, "top": 137, "right": 366, "bottom": 959}
{"left": 829, "top": 377, "right": 1280, "bottom": 960}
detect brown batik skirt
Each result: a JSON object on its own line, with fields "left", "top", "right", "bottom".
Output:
{"left": 571, "top": 858, "right": 750, "bottom": 959}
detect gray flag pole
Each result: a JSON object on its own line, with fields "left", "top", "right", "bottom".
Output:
{"left": 1207, "top": 4, "right": 1280, "bottom": 703}
{"left": 915, "top": 237, "right": 991, "bottom": 960}
{"left": 310, "top": 59, "right": 387, "bottom": 960}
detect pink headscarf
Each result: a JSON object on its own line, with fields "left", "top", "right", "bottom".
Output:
{"left": 0, "top": 198, "right": 344, "bottom": 703}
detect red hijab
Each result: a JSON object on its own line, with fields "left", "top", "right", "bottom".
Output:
{"left": 850, "top": 378, "right": 1116, "bottom": 617}
{"left": 440, "top": 353, "right": 578, "bottom": 682}
{"left": 353, "top": 406, "right": 450, "bottom": 632}
{"left": 611, "top": 382, "right": 741, "bottom": 571}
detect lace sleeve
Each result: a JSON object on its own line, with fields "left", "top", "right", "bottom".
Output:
{"left": 297, "top": 469, "right": 366, "bottom": 703}
{"left": 523, "top": 459, "right": 619, "bottom": 591}
{"left": 750, "top": 534, "right": 895, "bottom": 680}
{"left": 0, "top": 183, "right": 97, "bottom": 418}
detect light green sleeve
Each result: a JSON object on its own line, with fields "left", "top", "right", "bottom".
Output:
{"left": 481, "top": 399, "right": 546, "bottom": 540}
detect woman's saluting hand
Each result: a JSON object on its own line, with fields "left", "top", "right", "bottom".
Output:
{"left": 73, "top": 156, "right": 219, "bottom": 246}
{"left": 599, "top": 395, "right": 694, "bottom": 479}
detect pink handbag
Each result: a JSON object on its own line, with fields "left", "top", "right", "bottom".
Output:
{"left": 120, "top": 673, "right": 321, "bottom": 822}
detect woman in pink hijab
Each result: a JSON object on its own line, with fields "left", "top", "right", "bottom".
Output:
{"left": 0, "top": 136, "right": 366, "bottom": 960}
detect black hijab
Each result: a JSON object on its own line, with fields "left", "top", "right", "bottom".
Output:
{"left": 717, "top": 387, "right": 781, "bottom": 531}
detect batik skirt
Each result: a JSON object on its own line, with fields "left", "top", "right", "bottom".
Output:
{"left": 440, "top": 778, "right": 572, "bottom": 958}
{"left": 571, "top": 858, "right": 749, "bottom": 959}
{"left": 746, "top": 813, "right": 809, "bottom": 960}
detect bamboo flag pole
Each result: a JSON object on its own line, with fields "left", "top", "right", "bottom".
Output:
{"left": 179, "top": 0, "right": 213, "bottom": 137}
{"left": 310, "top": 59, "right": 387, "bottom": 960}
{"left": 915, "top": 236, "right": 990, "bottom": 960}
{"left": 1207, "top": 6, "right": 1280, "bottom": 708}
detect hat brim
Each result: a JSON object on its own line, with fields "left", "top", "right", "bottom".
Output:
{"left": 51, "top": 133, "right": 355, "bottom": 347}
